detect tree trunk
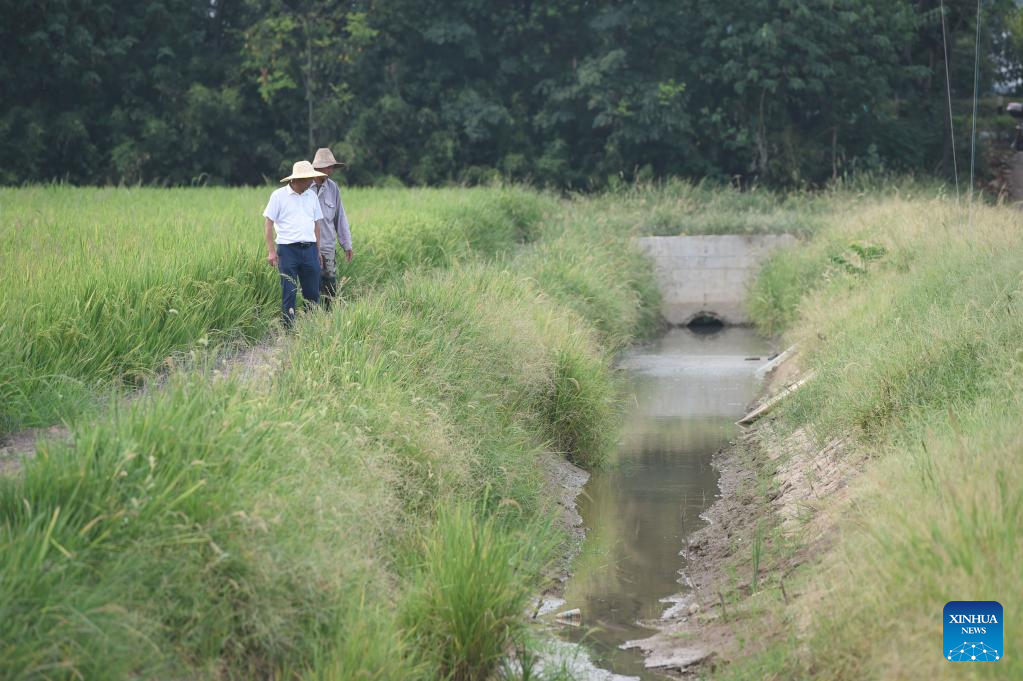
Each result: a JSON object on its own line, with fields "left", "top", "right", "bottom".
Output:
{"left": 756, "top": 88, "right": 769, "bottom": 176}
{"left": 832, "top": 126, "right": 838, "bottom": 181}
{"left": 303, "top": 16, "right": 315, "bottom": 154}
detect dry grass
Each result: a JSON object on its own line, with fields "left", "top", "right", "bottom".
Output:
{"left": 732, "top": 195, "right": 1022, "bottom": 679}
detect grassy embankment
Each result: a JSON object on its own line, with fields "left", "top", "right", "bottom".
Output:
{"left": 714, "top": 192, "right": 1022, "bottom": 679}
{"left": 0, "top": 185, "right": 659, "bottom": 679}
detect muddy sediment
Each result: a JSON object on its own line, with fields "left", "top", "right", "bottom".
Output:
{"left": 538, "top": 453, "right": 590, "bottom": 602}
{"left": 623, "top": 427, "right": 780, "bottom": 675}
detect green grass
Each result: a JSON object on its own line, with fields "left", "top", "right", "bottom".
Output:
{"left": 567, "top": 176, "right": 947, "bottom": 241}
{"left": 402, "top": 505, "right": 554, "bottom": 680}
{"left": 0, "top": 185, "right": 657, "bottom": 679}
{"left": 0, "top": 185, "right": 554, "bottom": 434}
{"left": 733, "top": 196, "right": 1023, "bottom": 679}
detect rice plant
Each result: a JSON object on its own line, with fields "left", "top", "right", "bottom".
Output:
{"left": 0, "top": 185, "right": 550, "bottom": 433}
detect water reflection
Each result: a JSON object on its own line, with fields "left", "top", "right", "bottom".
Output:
{"left": 557, "top": 327, "right": 769, "bottom": 679}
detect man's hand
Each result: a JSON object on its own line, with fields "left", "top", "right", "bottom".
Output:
{"left": 264, "top": 218, "right": 278, "bottom": 268}
{"left": 345, "top": 249, "right": 354, "bottom": 263}
{"left": 320, "top": 253, "right": 327, "bottom": 269}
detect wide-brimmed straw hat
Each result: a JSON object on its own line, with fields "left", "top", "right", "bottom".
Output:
{"left": 280, "top": 160, "right": 326, "bottom": 183}
{"left": 312, "top": 148, "right": 347, "bottom": 170}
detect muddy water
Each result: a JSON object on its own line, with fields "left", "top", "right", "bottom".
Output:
{"left": 555, "top": 327, "right": 769, "bottom": 679}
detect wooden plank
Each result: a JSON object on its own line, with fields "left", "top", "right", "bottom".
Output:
{"left": 754, "top": 343, "right": 798, "bottom": 380}
{"left": 737, "top": 370, "right": 817, "bottom": 426}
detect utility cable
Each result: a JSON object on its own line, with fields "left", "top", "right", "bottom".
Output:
{"left": 969, "top": 0, "right": 983, "bottom": 231}
{"left": 940, "top": 0, "right": 961, "bottom": 218}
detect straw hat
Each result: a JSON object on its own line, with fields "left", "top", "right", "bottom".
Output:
{"left": 312, "top": 147, "right": 347, "bottom": 170}
{"left": 280, "top": 160, "right": 326, "bottom": 183}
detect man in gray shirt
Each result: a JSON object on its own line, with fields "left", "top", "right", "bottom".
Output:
{"left": 311, "top": 147, "right": 353, "bottom": 308}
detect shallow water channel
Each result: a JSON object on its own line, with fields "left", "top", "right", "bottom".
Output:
{"left": 554, "top": 326, "right": 770, "bottom": 679}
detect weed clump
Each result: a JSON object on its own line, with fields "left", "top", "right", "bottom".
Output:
{"left": 402, "top": 505, "right": 554, "bottom": 680}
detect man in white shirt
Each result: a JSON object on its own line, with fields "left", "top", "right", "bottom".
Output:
{"left": 263, "top": 160, "right": 328, "bottom": 327}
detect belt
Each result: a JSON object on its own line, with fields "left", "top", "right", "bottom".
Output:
{"left": 281, "top": 241, "right": 316, "bottom": 249}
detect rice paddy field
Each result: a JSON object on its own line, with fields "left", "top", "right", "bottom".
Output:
{"left": 0, "top": 186, "right": 562, "bottom": 434}
{"left": 1, "top": 179, "right": 832, "bottom": 436}
{"left": 0, "top": 182, "right": 662, "bottom": 679}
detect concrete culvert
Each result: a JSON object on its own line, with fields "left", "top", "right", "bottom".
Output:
{"left": 635, "top": 234, "right": 798, "bottom": 325}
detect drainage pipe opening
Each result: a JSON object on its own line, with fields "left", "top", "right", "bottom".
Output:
{"left": 686, "top": 313, "right": 725, "bottom": 334}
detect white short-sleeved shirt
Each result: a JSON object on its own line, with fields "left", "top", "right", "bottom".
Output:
{"left": 263, "top": 184, "right": 324, "bottom": 244}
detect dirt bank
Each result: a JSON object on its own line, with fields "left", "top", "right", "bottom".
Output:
{"left": 537, "top": 453, "right": 590, "bottom": 606}
{"left": 623, "top": 352, "right": 865, "bottom": 677}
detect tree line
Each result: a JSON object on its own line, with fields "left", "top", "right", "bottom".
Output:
{"left": 2, "top": 0, "right": 1020, "bottom": 188}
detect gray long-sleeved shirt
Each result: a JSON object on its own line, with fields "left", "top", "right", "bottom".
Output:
{"left": 313, "top": 178, "right": 352, "bottom": 255}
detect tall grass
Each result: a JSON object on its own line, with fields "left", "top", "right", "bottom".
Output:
{"left": 571, "top": 176, "right": 945, "bottom": 240}
{"left": 0, "top": 185, "right": 552, "bottom": 433}
{"left": 402, "top": 505, "right": 554, "bottom": 680}
{"left": 738, "top": 196, "right": 1022, "bottom": 679}
{"left": 518, "top": 196, "right": 662, "bottom": 347}
{"left": 0, "top": 187, "right": 657, "bottom": 679}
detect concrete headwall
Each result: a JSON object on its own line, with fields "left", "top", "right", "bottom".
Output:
{"left": 636, "top": 234, "right": 797, "bottom": 326}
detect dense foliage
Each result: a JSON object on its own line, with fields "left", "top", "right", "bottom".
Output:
{"left": 2, "top": 0, "right": 1020, "bottom": 187}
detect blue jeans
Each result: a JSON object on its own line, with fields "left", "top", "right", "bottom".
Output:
{"left": 277, "top": 242, "right": 321, "bottom": 326}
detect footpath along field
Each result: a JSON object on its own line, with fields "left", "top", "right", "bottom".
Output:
{"left": 0, "top": 184, "right": 661, "bottom": 679}
{"left": 704, "top": 194, "right": 1023, "bottom": 680}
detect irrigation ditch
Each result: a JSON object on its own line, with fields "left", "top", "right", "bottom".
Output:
{"left": 521, "top": 235, "right": 810, "bottom": 679}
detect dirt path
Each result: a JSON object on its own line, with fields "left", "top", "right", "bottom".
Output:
{"left": 0, "top": 426, "right": 72, "bottom": 475}
{"left": 0, "top": 339, "right": 282, "bottom": 478}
